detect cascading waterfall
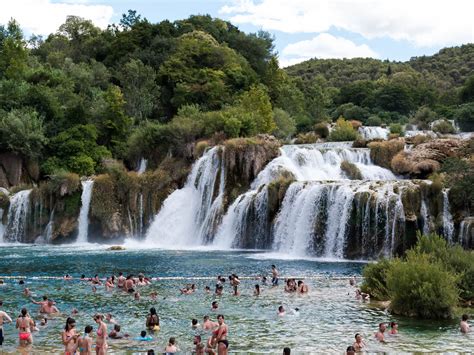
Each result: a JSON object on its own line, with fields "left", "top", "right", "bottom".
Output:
{"left": 137, "top": 158, "right": 148, "bottom": 175}
{"left": 0, "top": 208, "right": 5, "bottom": 243}
{"left": 146, "top": 147, "right": 224, "bottom": 247}
{"left": 138, "top": 193, "right": 144, "bottom": 236}
{"left": 5, "top": 189, "right": 32, "bottom": 243}
{"left": 358, "top": 126, "right": 389, "bottom": 140}
{"left": 420, "top": 196, "right": 430, "bottom": 235}
{"left": 76, "top": 180, "right": 94, "bottom": 243}
{"left": 442, "top": 190, "right": 454, "bottom": 242}
{"left": 459, "top": 217, "right": 473, "bottom": 248}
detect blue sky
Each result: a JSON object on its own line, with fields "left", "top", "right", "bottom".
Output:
{"left": 2, "top": 0, "right": 473, "bottom": 67}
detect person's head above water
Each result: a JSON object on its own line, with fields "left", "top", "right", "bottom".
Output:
{"left": 212, "top": 301, "right": 218, "bottom": 308}
{"left": 283, "top": 347, "right": 291, "bottom": 355}
{"left": 149, "top": 307, "right": 157, "bottom": 316}
{"left": 114, "top": 324, "right": 121, "bottom": 332}
{"left": 278, "top": 305, "right": 285, "bottom": 312}
{"left": 192, "top": 319, "right": 198, "bottom": 326}
{"left": 168, "top": 337, "right": 176, "bottom": 345}
{"left": 462, "top": 314, "right": 469, "bottom": 321}
{"left": 140, "top": 330, "right": 147, "bottom": 337}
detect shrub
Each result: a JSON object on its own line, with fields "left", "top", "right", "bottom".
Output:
{"left": 294, "top": 132, "right": 319, "bottom": 144}
{"left": 340, "top": 161, "right": 363, "bottom": 180}
{"left": 361, "top": 259, "right": 392, "bottom": 300}
{"left": 432, "top": 120, "right": 455, "bottom": 134}
{"left": 366, "top": 115, "right": 383, "bottom": 126}
{"left": 313, "top": 122, "right": 329, "bottom": 138}
{"left": 47, "top": 171, "right": 80, "bottom": 196}
{"left": 329, "top": 117, "right": 359, "bottom": 142}
{"left": 386, "top": 254, "right": 458, "bottom": 318}
{"left": 389, "top": 123, "right": 404, "bottom": 136}
{"left": 411, "top": 106, "right": 438, "bottom": 129}
{"left": 272, "top": 108, "right": 296, "bottom": 140}
{"left": 368, "top": 139, "right": 404, "bottom": 169}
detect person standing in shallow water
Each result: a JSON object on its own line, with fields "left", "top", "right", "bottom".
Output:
{"left": 0, "top": 300, "right": 13, "bottom": 347}
{"left": 16, "top": 308, "right": 34, "bottom": 347}
{"left": 271, "top": 265, "right": 279, "bottom": 286}
{"left": 146, "top": 307, "right": 160, "bottom": 332}
{"left": 93, "top": 314, "right": 108, "bottom": 354}
{"left": 460, "top": 314, "right": 470, "bottom": 333}
{"left": 77, "top": 325, "right": 94, "bottom": 355}
{"left": 62, "top": 317, "right": 79, "bottom": 354}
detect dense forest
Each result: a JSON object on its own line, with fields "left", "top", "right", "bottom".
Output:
{"left": 0, "top": 12, "right": 473, "bottom": 179}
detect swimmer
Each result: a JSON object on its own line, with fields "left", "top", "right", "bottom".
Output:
{"left": 346, "top": 345, "right": 356, "bottom": 355}
{"left": 297, "top": 280, "right": 309, "bottom": 294}
{"left": 62, "top": 317, "right": 79, "bottom": 354}
{"left": 31, "top": 295, "right": 50, "bottom": 312}
{"left": 460, "top": 314, "right": 470, "bottom": 333}
{"left": 105, "top": 278, "right": 114, "bottom": 291}
{"left": 204, "top": 286, "right": 211, "bottom": 294}
{"left": 283, "top": 348, "right": 291, "bottom": 355}
{"left": 215, "top": 285, "right": 223, "bottom": 296}
{"left": 146, "top": 307, "right": 160, "bottom": 332}
{"left": 164, "top": 337, "right": 179, "bottom": 353}
{"left": 203, "top": 316, "right": 217, "bottom": 331}
{"left": 194, "top": 335, "right": 205, "bottom": 355}
{"left": 0, "top": 300, "right": 13, "bottom": 347}
{"left": 117, "top": 272, "right": 125, "bottom": 288}
{"left": 150, "top": 291, "right": 158, "bottom": 300}
{"left": 192, "top": 318, "right": 200, "bottom": 329}
{"left": 125, "top": 275, "right": 135, "bottom": 293}
{"left": 93, "top": 314, "right": 108, "bottom": 355}
{"left": 41, "top": 300, "right": 59, "bottom": 315}
{"left": 77, "top": 325, "right": 93, "bottom": 355}
{"left": 135, "top": 330, "right": 153, "bottom": 341}
{"left": 284, "top": 279, "right": 296, "bottom": 293}
{"left": 64, "top": 274, "right": 73, "bottom": 281}
{"left": 137, "top": 274, "right": 148, "bottom": 286}
{"left": 23, "top": 288, "right": 32, "bottom": 297}
{"left": 352, "top": 333, "right": 366, "bottom": 351}
{"left": 40, "top": 318, "right": 48, "bottom": 326}
{"left": 389, "top": 321, "right": 398, "bottom": 335}
{"left": 277, "top": 305, "right": 286, "bottom": 317}
{"left": 109, "top": 324, "right": 128, "bottom": 339}
{"left": 349, "top": 276, "right": 356, "bottom": 287}
{"left": 292, "top": 308, "right": 300, "bottom": 317}
{"left": 71, "top": 308, "right": 79, "bottom": 315}
{"left": 254, "top": 284, "right": 261, "bottom": 296}
{"left": 16, "top": 308, "right": 34, "bottom": 346}
{"left": 80, "top": 275, "right": 87, "bottom": 281}
{"left": 355, "top": 289, "right": 370, "bottom": 301}
{"left": 375, "top": 323, "right": 386, "bottom": 342}
{"left": 105, "top": 313, "right": 117, "bottom": 325}
{"left": 134, "top": 292, "right": 141, "bottom": 301}
{"left": 271, "top": 265, "right": 279, "bottom": 286}
{"left": 230, "top": 275, "right": 240, "bottom": 296}
{"left": 211, "top": 301, "right": 219, "bottom": 311}
{"left": 262, "top": 276, "right": 268, "bottom": 285}
{"left": 91, "top": 275, "right": 102, "bottom": 285}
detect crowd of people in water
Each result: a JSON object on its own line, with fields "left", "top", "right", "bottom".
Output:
{"left": 0, "top": 264, "right": 471, "bottom": 354}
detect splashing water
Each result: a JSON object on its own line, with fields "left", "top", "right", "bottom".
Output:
{"left": 4, "top": 189, "right": 32, "bottom": 243}
{"left": 358, "top": 126, "right": 389, "bottom": 140}
{"left": 442, "top": 190, "right": 454, "bottom": 243}
{"left": 137, "top": 158, "right": 148, "bottom": 174}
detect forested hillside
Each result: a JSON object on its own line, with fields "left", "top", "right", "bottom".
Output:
{"left": 0, "top": 12, "right": 473, "bottom": 181}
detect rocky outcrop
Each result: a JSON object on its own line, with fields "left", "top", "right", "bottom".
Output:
{"left": 392, "top": 139, "right": 469, "bottom": 178}
{"left": 0, "top": 152, "right": 39, "bottom": 188}
{"left": 368, "top": 138, "right": 405, "bottom": 169}
{"left": 222, "top": 135, "right": 281, "bottom": 206}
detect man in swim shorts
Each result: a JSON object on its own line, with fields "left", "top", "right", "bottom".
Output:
{"left": 0, "top": 300, "right": 13, "bottom": 346}
{"left": 271, "top": 265, "right": 279, "bottom": 286}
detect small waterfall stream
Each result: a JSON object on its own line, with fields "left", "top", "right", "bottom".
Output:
{"left": 76, "top": 180, "right": 94, "bottom": 243}
{"left": 137, "top": 158, "right": 148, "bottom": 175}
{"left": 5, "top": 189, "right": 32, "bottom": 243}
{"left": 0, "top": 208, "right": 6, "bottom": 243}
{"left": 442, "top": 190, "right": 454, "bottom": 243}
{"left": 358, "top": 126, "right": 389, "bottom": 140}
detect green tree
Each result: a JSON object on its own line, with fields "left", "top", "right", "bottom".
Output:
{"left": 460, "top": 75, "right": 474, "bottom": 103}
{"left": 272, "top": 108, "right": 296, "bottom": 139}
{"left": 329, "top": 117, "right": 359, "bottom": 141}
{"left": 0, "top": 19, "right": 28, "bottom": 79}
{"left": 238, "top": 84, "right": 275, "bottom": 133}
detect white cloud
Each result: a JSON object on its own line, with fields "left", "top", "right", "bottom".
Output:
{"left": 221, "top": 0, "right": 474, "bottom": 47}
{"left": 280, "top": 33, "right": 379, "bottom": 67}
{"left": 0, "top": 0, "right": 114, "bottom": 36}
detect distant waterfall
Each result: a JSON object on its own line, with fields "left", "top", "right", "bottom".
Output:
{"left": 137, "top": 158, "right": 148, "bottom": 175}
{"left": 358, "top": 126, "right": 389, "bottom": 140}
{"left": 138, "top": 193, "right": 144, "bottom": 236}
{"left": 5, "top": 189, "right": 32, "bottom": 243}
{"left": 459, "top": 217, "right": 473, "bottom": 248}
{"left": 442, "top": 190, "right": 454, "bottom": 242}
{"left": 0, "top": 208, "right": 5, "bottom": 243}
{"left": 146, "top": 147, "right": 225, "bottom": 247}
{"left": 420, "top": 196, "right": 431, "bottom": 235}
{"left": 76, "top": 180, "right": 94, "bottom": 243}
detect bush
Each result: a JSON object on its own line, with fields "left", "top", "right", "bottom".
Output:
{"left": 386, "top": 254, "right": 458, "bottom": 318}
{"left": 272, "top": 108, "right": 296, "bottom": 139}
{"left": 368, "top": 139, "right": 404, "bottom": 169}
{"left": 340, "top": 161, "right": 363, "bottom": 180}
{"left": 313, "top": 122, "right": 329, "bottom": 138}
{"left": 432, "top": 120, "right": 455, "bottom": 134}
{"left": 411, "top": 106, "right": 438, "bottom": 129}
{"left": 294, "top": 132, "right": 319, "bottom": 144}
{"left": 366, "top": 115, "right": 383, "bottom": 126}
{"left": 361, "top": 259, "right": 392, "bottom": 300}
{"left": 389, "top": 123, "right": 404, "bottom": 135}
{"left": 329, "top": 117, "right": 359, "bottom": 142}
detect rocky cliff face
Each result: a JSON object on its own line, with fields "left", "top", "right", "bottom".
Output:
{"left": 0, "top": 153, "right": 39, "bottom": 188}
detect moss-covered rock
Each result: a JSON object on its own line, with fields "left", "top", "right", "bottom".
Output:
{"left": 368, "top": 138, "right": 405, "bottom": 169}
{"left": 340, "top": 161, "right": 363, "bottom": 180}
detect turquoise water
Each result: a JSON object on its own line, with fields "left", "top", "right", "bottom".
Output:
{"left": 0, "top": 244, "right": 472, "bottom": 354}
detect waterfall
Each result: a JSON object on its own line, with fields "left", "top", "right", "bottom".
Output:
{"left": 76, "top": 180, "right": 94, "bottom": 243}
{"left": 442, "top": 190, "right": 454, "bottom": 243}
{"left": 0, "top": 208, "right": 5, "bottom": 243}
{"left": 358, "top": 126, "right": 389, "bottom": 140}
{"left": 146, "top": 147, "right": 224, "bottom": 247}
{"left": 138, "top": 193, "right": 144, "bottom": 236}
{"left": 459, "top": 217, "right": 473, "bottom": 248}
{"left": 44, "top": 209, "right": 54, "bottom": 243}
{"left": 137, "top": 158, "right": 148, "bottom": 175}
{"left": 420, "top": 197, "right": 431, "bottom": 235}
{"left": 5, "top": 189, "right": 32, "bottom": 243}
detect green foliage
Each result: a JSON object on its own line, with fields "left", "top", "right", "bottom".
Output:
{"left": 238, "top": 84, "right": 275, "bottom": 133}
{"left": 441, "top": 157, "right": 474, "bottom": 212}
{"left": 389, "top": 123, "right": 404, "bottom": 135}
{"left": 361, "top": 259, "right": 392, "bottom": 300}
{"left": 366, "top": 115, "right": 383, "bottom": 126}
{"left": 386, "top": 253, "right": 458, "bottom": 319}
{"left": 0, "top": 108, "right": 47, "bottom": 158}
{"left": 313, "top": 122, "right": 329, "bottom": 138}
{"left": 453, "top": 103, "right": 474, "bottom": 131}
{"left": 411, "top": 106, "right": 438, "bottom": 129}
{"left": 272, "top": 108, "right": 295, "bottom": 139}
{"left": 329, "top": 118, "right": 359, "bottom": 142}
{"left": 432, "top": 119, "right": 455, "bottom": 134}
{"left": 460, "top": 75, "right": 474, "bottom": 103}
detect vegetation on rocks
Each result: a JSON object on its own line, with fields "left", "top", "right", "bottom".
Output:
{"left": 340, "top": 161, "right": 363, "bottom": 180}
{"left": 329, "top": 118, "right": 359, "bottom": 141}
{"left": 368, "top": 139, "right": 405, "bottom": 169}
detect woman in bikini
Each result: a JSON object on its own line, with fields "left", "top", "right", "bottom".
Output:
{"left": 207, "top": 314, "right": 228, "bottom": 355}
{"left": 62, "top": 317, "right": 79, "bottom": 355}
{"left": 77, "top": 325, "right": 94, "bottom": 355}
{"left": 94, "top": 314, "right": 108, "bottom": 354}
{"left": 16, "top": 308, "right": 34, "bottom": 347}
{"left": 146, "top": 307, "right": 160, "bottom": 332}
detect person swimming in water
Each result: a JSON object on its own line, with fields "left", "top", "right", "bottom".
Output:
{"left": 460, "top": 314, "right": 470, "bottom": 333}
{"left": 297, "top": 280, "right": 309, "bottom": 294}
{"left": 352, "top": 333, "right": 366, "bottom": 351}
{"left": 77, "top": 325, "right": 93, "bottom": 355}
{"left": 192, "top": 318, "right": 200, "bottom": 329}
{"left": 41, "top": 300, "right": 59, "bottom": 315}
{"left": 164, "top": 337, "right": 179, "bottom": 354}
{"left": 375, "top": 323, "right": 386, "bottom": 342}
{"left": 135, "top": 330, "right": 153, "bottom": 341}
{"left": 277, "top": 306, "right": 286, "bottom": 317}
{"left": 109, "top": 324, "right": 128, "bottom": 339}
{"left": 202, "top": 316, "right": 217, "bottom": 331}
{"left": 254, "top": 284, "right": 261, "bottom": 296}
{"left": 389, "top": 321, "right": 398, "bottom": 335}
{"left": 211, "top": 301, "right": 219, "bottom": 311}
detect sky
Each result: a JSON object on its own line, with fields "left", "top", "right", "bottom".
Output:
{"left": 1, "top": 0, "right": 473, "bottom": 67}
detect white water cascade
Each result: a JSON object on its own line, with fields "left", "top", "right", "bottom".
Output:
{"left": 459, "top": 217, "right": 473, "bottom": 248}
{"left": 5, "top": 189, "right": 32, "bottom": 243}
{"left": 137, "top": 158, "right": 148, "bottom": 175}
{"left": 146, "top": 147, "right": 225, "bottom": 247}
{"left": 358, "top": 126, "right": 389, "bottom": 140}
{"left": 442, "top": 190, "right": 455, "bottom": 243}
{"left": 76, "top": 180, "right": 94, "bottom": 243}
{"left": 0, "top": 208, "right": 5, "bottom": 243}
